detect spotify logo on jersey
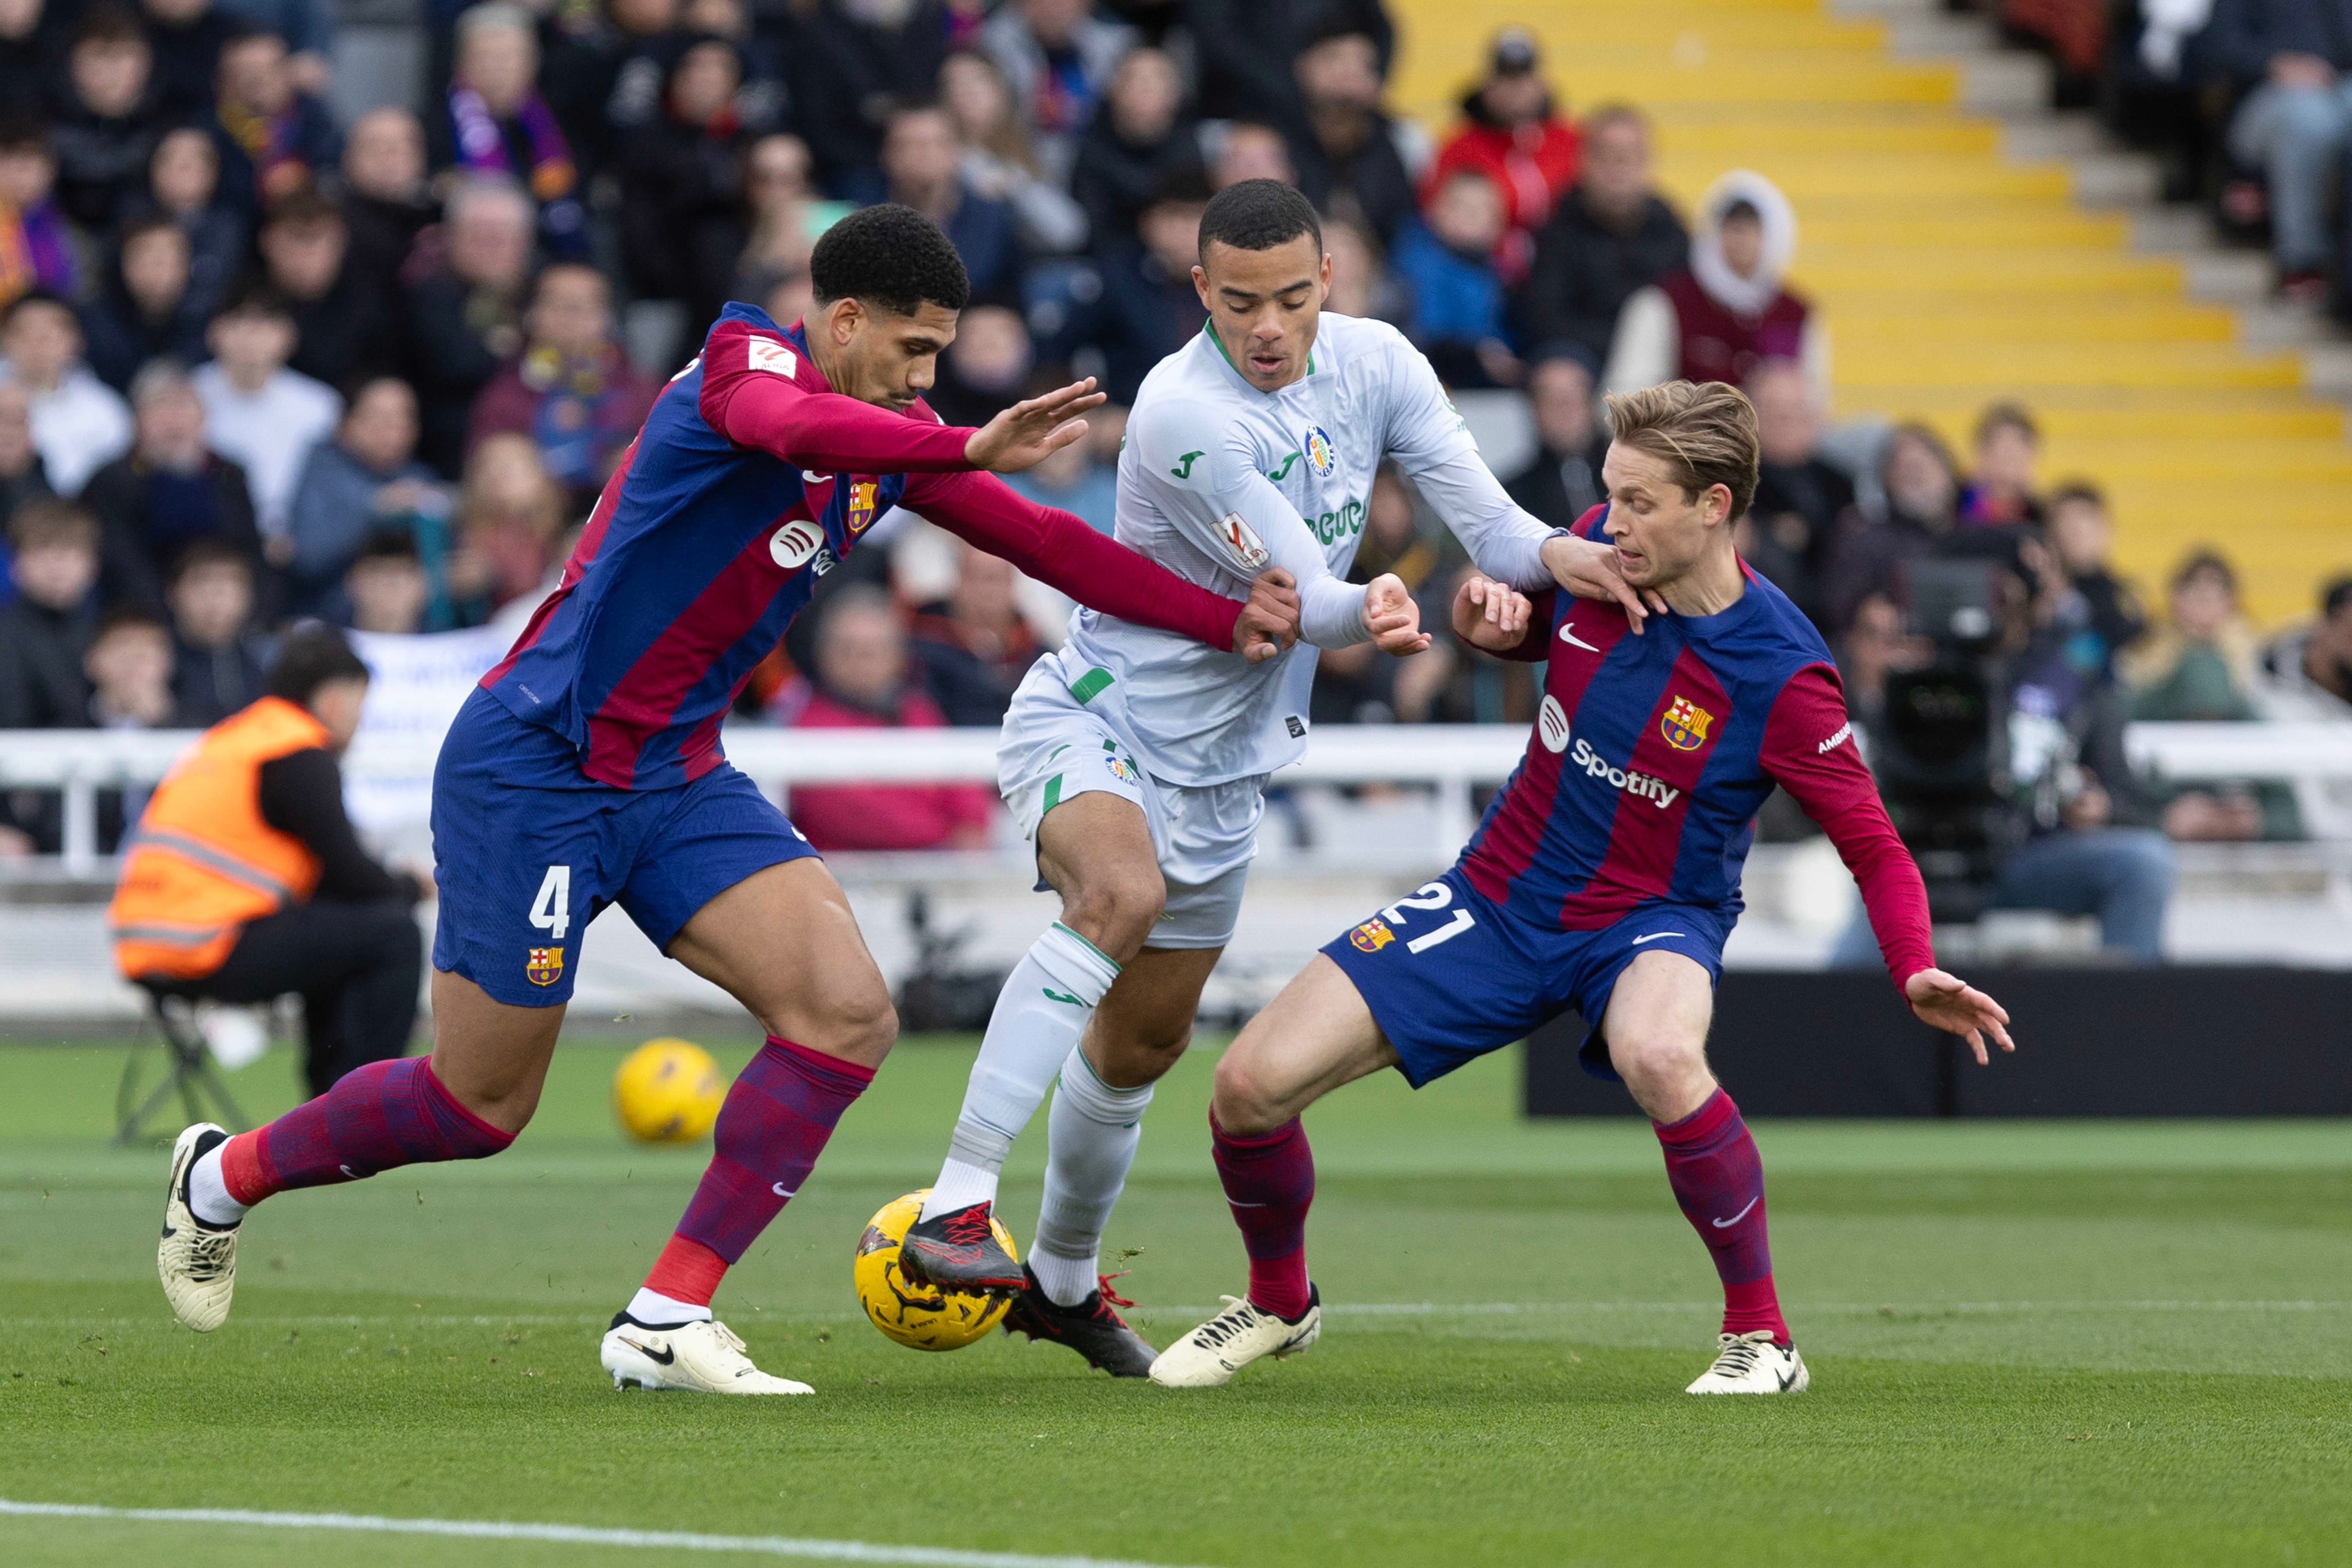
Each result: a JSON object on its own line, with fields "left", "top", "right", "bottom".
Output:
{"left": 771, "top": 519, "right": 824, "bottom": 569}
{"left": 1538, "top": 694, "right": 1570, "bottom": 753}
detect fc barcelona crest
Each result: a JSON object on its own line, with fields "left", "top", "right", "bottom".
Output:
{"left": 1661, "top": 694, "right": 1715, "bottom": 752}
{"left": 846, "top": 480, "right": 879, "bottom": 533}
{"left": 526, "top": 946, "right": 565, "bottom": 987}
{"left": 1349, "top": 917, "right": 1396, "bottom": 953}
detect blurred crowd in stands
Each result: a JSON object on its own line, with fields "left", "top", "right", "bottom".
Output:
{"left": 0, "top": 0, "right": 2345, "bottom": 878}
{"left": 2010, "top": 0, "right": 2352, "bottom": 315}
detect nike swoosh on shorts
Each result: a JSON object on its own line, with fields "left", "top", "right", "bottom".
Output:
{"left": 1631, "top": 931, "right": 1685, "bottom": 945}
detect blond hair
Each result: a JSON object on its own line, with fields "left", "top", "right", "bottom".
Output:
{"left": 1603, "top": 380, "right": 1761, "bottom": 520}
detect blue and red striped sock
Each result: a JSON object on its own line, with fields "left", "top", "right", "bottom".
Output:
{"left": 219, "top": 1055, "right": 513, "bottom": 1206}
{"left": 1211, "top": 1112, "right": 1316, "bottom": 1319}
{"left": 1654, "top": 1088, "right": 1787, "bottom": 1343}
{"left": 661, "top": 1037, "right": 874, "bottom": 1295}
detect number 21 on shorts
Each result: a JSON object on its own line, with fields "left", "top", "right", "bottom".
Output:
{"left": 530, "top": 864, "right": 572, "bottom": 941}
{"left": 1384, "top": 881, "right": 1474, "bottom": 955}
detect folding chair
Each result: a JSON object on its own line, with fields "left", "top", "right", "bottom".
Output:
{"left": 113, "top": 983, "right": 253, "bottom": 1147}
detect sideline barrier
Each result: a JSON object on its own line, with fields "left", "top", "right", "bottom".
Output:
{"left": 4, "top": 722, "right": 2351, "bottom": 876}
{"left": 1526, "top": 967, "right": 2352, "bottom": 1118}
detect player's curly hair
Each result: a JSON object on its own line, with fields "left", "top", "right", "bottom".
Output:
{"left": 809, "top": 203, "right": 971, "bottom": 317}
{"left": 1604, "top": 380, "right": 1761, "bottom": 520}
{"left": 1198, "top": 178, "right": 1322, "bottom": 260}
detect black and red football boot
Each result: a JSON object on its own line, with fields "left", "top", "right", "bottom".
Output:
{"left": 1001, "top": 1266, "right": 1157, "bottom": 1377}
{"left": 897, "top": 1201, "right": 1026, "bottom": 1295}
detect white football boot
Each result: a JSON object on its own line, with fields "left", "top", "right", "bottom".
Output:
{"left": 600, "top": 1315, "right": 814, "bottom": 1394}
{"left": 158, "top": 1123, "right": 238, "bottom": 1332}
{"left": 1147, "top": 1288, "right": 1320, "bottom": 1388}
{"left": 1685, "top": 1330, "right": 1809, "bottom": 1394}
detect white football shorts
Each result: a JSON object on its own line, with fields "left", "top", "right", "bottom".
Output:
{"left": 997, "top": 663, "right": 1265, "bottom": 950}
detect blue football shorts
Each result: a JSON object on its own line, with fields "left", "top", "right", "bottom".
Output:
{"left": 1321, "top": 866, "right": 1732, "bottom": 1089}
{"left": 429, "top": 687, "right": 821, "bottom": 1007}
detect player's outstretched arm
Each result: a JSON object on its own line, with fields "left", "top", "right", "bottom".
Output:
{"left": 699, "top": 320, "right": 982, "bottom": 473}
{"left": 961, "top": 379, "right": 1110, "bottom": 472}
{"left": 903, "top": 468, "right": 1296, "bottom": 661}
{"left": 1538, "top": 528, "right": 1670, "bottom": 631}
{"left": 1451, "top": 573, "right": 1534, "bottom": 654}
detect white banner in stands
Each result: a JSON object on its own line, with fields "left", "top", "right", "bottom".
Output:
{"left": 344, "top": 626, "right": 515, "bottom": 838}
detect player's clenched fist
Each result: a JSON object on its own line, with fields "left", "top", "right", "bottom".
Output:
{"left": 1234, "top": 567, "right": 1301, "bottom": 663}
{"left": 1451, "top": 573, "right": 1532, "bottom": 653}
{"left": 1362, "top": 572, "right": 1431, "bottom": 655}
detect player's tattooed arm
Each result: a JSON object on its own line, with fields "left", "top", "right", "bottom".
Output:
{"left": 1450, "top": 573, "right": 1535, "bottom": 655}
{"left": 1538, "top": 532, "right": 1670, "bottom": 632}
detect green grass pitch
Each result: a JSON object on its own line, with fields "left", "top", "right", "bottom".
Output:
{"left": 1, "top": 1032, "right": 2346, "bottom": 1567}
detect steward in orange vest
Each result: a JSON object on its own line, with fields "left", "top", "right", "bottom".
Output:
{"left": 110, "top": 629, "right": 429, "bottom": 1095}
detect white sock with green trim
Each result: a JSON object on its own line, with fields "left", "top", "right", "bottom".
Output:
{"left": 1032, "top": 1047, "right": 1155, "bottom": 1306}
{"left": 919, "top": 923, "right": 1120, "bottom": 1224}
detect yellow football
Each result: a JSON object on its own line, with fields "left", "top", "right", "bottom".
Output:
{"left": 612, "top": 1038, "right": 725, "bottom": 1144}
{"left": 854, "top": 1190, "right": 1016, "bottom": 1351}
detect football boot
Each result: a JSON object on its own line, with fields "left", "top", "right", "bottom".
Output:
{"left": 600, "top": 1313, "right": 813, "bottom": 1394}
{"left": 157, "top": 1123, "right": 238, "bottom": 1332}
{"left": 897, "top": 1201, "right": 1026, "bottom": 1295}
{"left": 1685, "top": 1330, "right": 1809, "bottom": 1394}
{"left": 1001, "top": 1266, "right": 1156, "bottom": 1377}
{"left": 1147, "top": 1286, "right": 1320, "bottom": 1388}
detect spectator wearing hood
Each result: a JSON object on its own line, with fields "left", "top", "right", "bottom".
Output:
{"left": 469, "top": 261, "right": 659, "bottom": 508}
{"left": 80, "top": 215, "right": 212, "bottom": 392}
{"left": 785, "top": 0, "right": 954, "bottom": 199}
{"left": 1605, "top": 169, "right": 1823, "bottom": 398}
{"left": 1071, "top": 45, "right": 1200, "bottom": 247}
{"left": 1286, "top": 18, "right": 1422, "bottom": 246}
{"left": 0, "top": 117, "right": 78, "bottom": 310}
{"left": 1425, "top": 29, "right": 1579, "bottom": 284}
{"left": 1514, "top": 103, "right": 1685, "bottom": 366}
{"left": 619, "top": 32, "right": 763, "bottom": 330}
{"left": 49, "top": 6, "right": 167, "bottom": 232}
{"left": 432, "top": 3, "right": 589, "bottom": 259}
{"left": 977, "top": 0, "right": 1134, "bottom": 184}
{"left": 210, "top": 24, "right": 340, "bottom": 219}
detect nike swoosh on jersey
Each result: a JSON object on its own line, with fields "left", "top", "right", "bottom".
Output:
{"left": 1557, "top": 622, "right": 1601, "bottom": 652}
{"left": 1631, "top": 931, "right": 1685, "bottom": 945}
{"left": 1711, "top": 1196, "right": 1760, "bottom": 1228}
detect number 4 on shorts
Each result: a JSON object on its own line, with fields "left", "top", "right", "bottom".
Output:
{"left": 530, "top": 864, "right": 572, "bottom": 941}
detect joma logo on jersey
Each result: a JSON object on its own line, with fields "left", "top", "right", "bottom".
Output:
{"left": 1349, "top": 917, "right": 1395, "bottom": 952}
{"left": 1215, "top": 511, "right": 1271, "bottom": 570}
{"left": 1569, "top": 737, "right": 1682, "bottom": 810}
{"left": 525, "top": 947, "right": 564, "bottom": 986}
{"left": 1303, "top": 426, "right": 1337, "bottom": 477}
{"left": 845, "top": 480, "right": 878, "bottom": 533}
{"left": 1661, "top": 695, "right": 1715, "bottom": 751}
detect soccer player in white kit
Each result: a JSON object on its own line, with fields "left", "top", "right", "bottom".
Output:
{"left": 897, "top": 180, "right": 1663, "bottom": 1372}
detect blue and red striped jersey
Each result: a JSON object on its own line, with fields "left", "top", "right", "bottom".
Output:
{"left": 482, "top": 304, "right": 1245, "bottom": 791}
{"left": 1461, "top": 508, "right": 1937, "bottom": 988}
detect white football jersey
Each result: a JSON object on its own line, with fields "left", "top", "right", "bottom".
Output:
{"left": 1049, "top": 311, "right": 1562, "bottom": 786}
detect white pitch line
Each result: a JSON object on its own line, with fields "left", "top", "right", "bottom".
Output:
{"left": 0, "top": 1500, "right": 1215, "bottom": 1568}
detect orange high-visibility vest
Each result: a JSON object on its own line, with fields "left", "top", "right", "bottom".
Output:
{"left": 110, "top": 696, "right": 329, "bottom": 981}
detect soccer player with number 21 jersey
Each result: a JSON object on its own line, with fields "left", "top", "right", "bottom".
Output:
{"left": 1149, "top": 380, "right": 2016, "bottom": 1395}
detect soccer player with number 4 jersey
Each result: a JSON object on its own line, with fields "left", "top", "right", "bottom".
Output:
{"left": 1150, "top": 380, "right": 2017, "bottom": 1395}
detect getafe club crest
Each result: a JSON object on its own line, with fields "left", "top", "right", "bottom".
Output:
{"left": 1303, "top": 425, "right": 1337, "bottom": 478}
{"left": 525, "top": 947, "right": 565, "bottom": 987}
{"left": 1105, "top": 753, "right": 1140, "bottom": 786}
{"left": 1661, "top": 694, "right": 1715, "bottom": 751}
{"left": 1350, "top": 917, "right": 1395, "bottom": 952}
{"left": 846, "top": 479, "right": 879, "bottom": 533}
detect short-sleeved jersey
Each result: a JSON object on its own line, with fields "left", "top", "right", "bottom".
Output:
{"left": 1059, "top": 312, "right": 1514, "bottom": 786}
{"left": 1461, "top": 509, "right": 1937, "bottom": 987}
{"left": 484, "top": 306, "right": 923, "bottom": 791}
